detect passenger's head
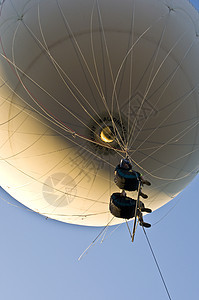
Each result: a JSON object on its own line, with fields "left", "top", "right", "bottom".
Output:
{"left": 120, "top": 158, "right": 132, "bottom": 170}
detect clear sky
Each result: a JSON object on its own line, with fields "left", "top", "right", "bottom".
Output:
{"left": 1, "top": 175, "right": 199, "bottom": 300}
{"left": 0, "top": 1, "right": 199, "bottom": 300}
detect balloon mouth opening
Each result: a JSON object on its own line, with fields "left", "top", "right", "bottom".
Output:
{"left": 88, "top": 114, "right": 127, "bottom": 155}
{"left": 100, "top": 126, "right": 115, "bottom": 143}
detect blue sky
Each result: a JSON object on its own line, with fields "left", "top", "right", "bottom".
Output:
{"left": 0, "top": 1, "right": 199, "bottom": 299}
{"left": 189, "top": 0, "right": 199, "bottom": 9}
{"left": 0, "top": 176, "right": 199, "bottom": 299}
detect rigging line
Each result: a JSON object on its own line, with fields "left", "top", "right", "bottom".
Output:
{"left": 3, "top": 4, "right": 194, "bottom": 182}
{"left": 0, "top": 87, "right": 76, "bottom": 142}
{"left": 127, "top": 0, "right": 136, "bottom": 147}
{"left": 133, "top": 77, "right": 198, "bottom": 160}
{"left": 37, "top": 5, "right": 115, "bottom": 139}
{"left": 72, "top": 181, "right": 116, "bottom": 223}
{"left": 22, "top": 15, "right": 104, "bottom": 135}
{"left": 58, "top": 150, "right": 114, "bottom": 185}
{"left": 0, "top": 125, "right": 50, "bottom": 162}
{"left": 44, "top": 189, "right": 75, "bottom": 216}
{"left": 39, "top": 168, "right": 107, "bottom": 210}
{"left": 154, "top": 159, "right": 199, "bottom": 198}
{"left": 3, "top": 24, "right": 126, "bottom": 157}
{"left": 0, "top": 80, "right": 75, "bottom": 139}
{"left": 111, "top": 13, "right": 168, "bottom": 130}
{"left": 10, "top": 19, "right": 103, "bottom": 138}
{"left": 142, "top": 227, "right": 172, "bottom": 300}
{"left": 0, "top": 33, "right": 20, "bottom": 84}
{"left": 90, "top": 2, "right": 125, "bottom": 150}
{"left": 46, "top": 163, "right": 104, "bottom": 215}
{"left": 0, "top": 192, "right": 109, "bottom": 218}
{"left": 128, "top": 30, "right": 173, "bottom": 149}
{"left": 45, "top": 172, "right": 114, "bottom": 219}
{"left": 0, "top": 103, "right": 26, "bottom": 127}
{"left": 95, "top": 0, "right": 137, "bottom": 149}
{"left": 37, "top": 152, "right": 76, "bottom": 185}
{"left": 127, "top": 13, "right": 171, "bottom": 149}
{"left": 10, "top": 23, "right": 106, "bottom": 140}
{"left": 0, "top": 78, "right": 125, "bottom": 172}
{"left": 128, "top": 35, "right": 190, "bottom": 150}
{"left": 0, "top": 82, "right": 7, "bottom": 95}
{"left": 0, "top": 110, "right": 81, "bottom": 160}
{"left": 90, "top": 7, "right": 125, "bottom": 152}
{"left": 129, "top": 32, "right": 168, "bottom": 100}
{"left": 21, "top": 175, "right": 113, "bottom": 212}
{"left": 128, "top": 33, "right": 196, "bottom": 151}
{"left": 109, "top": 150, "right": 114, "bottom": 201}
{"left": 73, "top": 203, "right": 104, "bottom": 223}
{"left": 9, "top": 0, "right": 31, "bottom": 17}
{"left": 91, "top": 1, "right": 126, "bottom": 150}
{"left": 6, "top": 112, "right": 31, "bottom": 145}
{"left": 100, "top": 226, "right": 109, "bottom": 243}
{"left": 55, "top": 0, "right": 115, "bottom": 116}
{"left": 95, "top": 0, "right": 127, "bottom": 147}
{"left": 90, "top": 3, "right": 109, "bottom": 108}
{"left": 78, "top": 216, "right": 114, "bottom": 261}
{"left": 35, "top": 135, "right": 105, "bottom": 184}
{"left": 1, "top": 154, "right": 110, "bottom": 204}
{"left": 85, "top": 155, "right": 106, "bottom": 196}
{"left": 1, "top": 63, "right": 73, "bottom": 136}
{"left": 128, "top": 151, "right": 196, "bottom": 181}
{"left": 127, "top": 138, "right": 199, "bottom": 152}
{"left": 146, "top": 138, "right": 199, "bottom": 176}
{"left": 16, "top": 146, "right": 74, "bottom": 160}
{"left": 1, "top": 93, "right": 119, "bottom": 171}
{"left": 0, "top": 1, "right": 5, "bottom": 16}
{"left": 0, "top": 56, "right": 125, "bottom": 155}
{"left": 115, "top": 0, "right": 136, "bottom": 107}
{"left": 128, "top": 84, "right": 199, "bottom": 168}
{"left": 2, "top": 107, "right": 122, "bottom": 190}
{"left": 55, "top": 0, "right": 102, "bottom": 113}
{"left": 2, "top": 121, "right": 119, "bottom": 205}
{"left": 108, "top": 152, "right": 112, "bottom": 210}
{"left": 175, "top": 4, "right": 199, "bottom": 23}
{"left": 138, "top": 117, "right": 199, "bottom": 166}
{"left": 100, "top": 223, "right": 122, "bottom": 243}
{"left": 131, "top": 180, "right": 141, "bottom": 242}
{"left": 41, "top": 211, "right": 110, "bottom": 218}
{"left": 125, "top": 219, "right": 133, "bottom": 239}
{"left": 53, "top": 173, "right": 108, "bottom": 213}
{"left": 0, "top": 103, "right": 41, "bottom": 149}
{"left": 97, "top": 4, "right": 108, "bottom": 103}
{"left": 1, "top": 18, "right": 126, "bottom": 156}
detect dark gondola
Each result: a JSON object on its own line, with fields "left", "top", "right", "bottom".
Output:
{"left": 109, "top": 192, "right": 144, "bottom": 219}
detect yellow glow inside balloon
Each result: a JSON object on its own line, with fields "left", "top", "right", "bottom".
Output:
{"left": 100, "top": 127, "right": 115, "bottom": 143}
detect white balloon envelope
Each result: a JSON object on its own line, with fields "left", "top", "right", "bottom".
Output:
{"left": 0, "top": 0, "right": 199, "bottom": 226}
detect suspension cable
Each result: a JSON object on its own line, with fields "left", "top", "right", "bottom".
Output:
{"left": 78, "top": 217, "right": 114, "bottom": 261}
{"left": 142, "top": 226, "right": 172, "bottom": 300}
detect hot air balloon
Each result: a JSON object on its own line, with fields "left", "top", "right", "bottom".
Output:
{"left": 0, "top": 0, "right": 199, "bottom": 226}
